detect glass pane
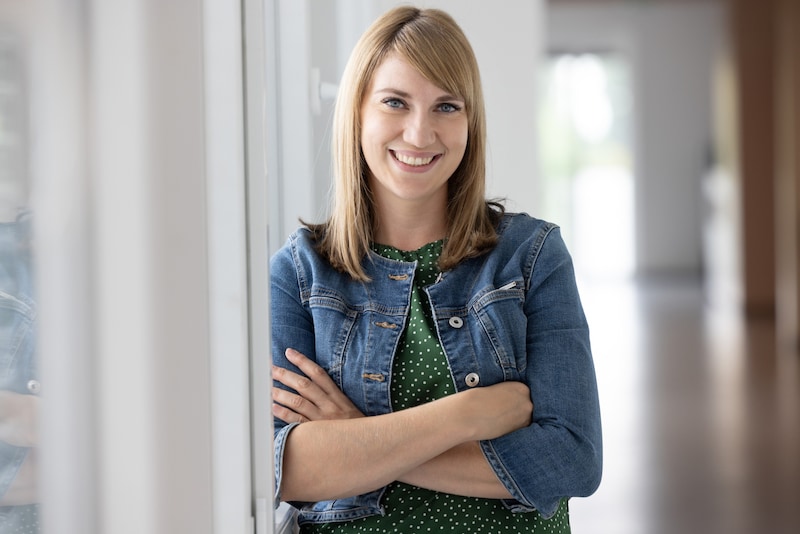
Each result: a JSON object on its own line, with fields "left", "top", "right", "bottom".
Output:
{"left": 0, "top": 26, "right": 39, "bottom": 533}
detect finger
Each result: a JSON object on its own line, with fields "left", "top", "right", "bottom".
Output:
{"left": 272, "top": 364, "right": 318, "bottom": 396}
{"left": 273, "top": 363, "right": 355, "bottom": 420}
{"left": 272, "top": 384, "right": 321, "bottom": 420}
{"left": 272, "top": 402, "right": 308, "bottom": 424}
{"left": 285, "top": 349, "right": 341, "bottom": 395}
{"left": 275, "top": 351, "right": 367, "bottom": 419}
{"left": 273, "top": 362, "right": 365, "bottom": 421}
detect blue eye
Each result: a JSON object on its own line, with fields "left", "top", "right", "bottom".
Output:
{"left": 382, "top": 98, "right": 405, "bottom": 109}
{"left": 438, "top": 102, "right": 461, "bottom": 113}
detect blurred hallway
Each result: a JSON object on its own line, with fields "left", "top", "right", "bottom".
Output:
{"left": 570, "top": 276, "right": 800, "bottom": 533}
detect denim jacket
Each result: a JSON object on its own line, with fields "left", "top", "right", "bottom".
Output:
{"left": 270, "top": 213, "right": 602, "bottom": 524}
{"left": 0, "top": 216, "right": 37, "bottom": 499}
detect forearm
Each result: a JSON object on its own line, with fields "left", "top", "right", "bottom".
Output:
{"left": 0, "top": 392, "right": 39, "bottom": 447}
{"left": 281, "top": 394, "right": 472, "bottom": 502}
{"left": 273, "top": 349, "right": 532, "bottom": 503}
{"left": 397, "top": 441, "right": 513, "bottom": 499}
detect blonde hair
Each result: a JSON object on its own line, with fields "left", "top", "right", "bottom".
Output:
{"left": 307, "top": 6, "right": 502, "bottom": 280}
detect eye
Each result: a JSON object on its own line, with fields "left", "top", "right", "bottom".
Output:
{"left": 381, "top": 97, "right": 406, "bottom": 109}
{"left": 437, "top": 102, "right": 462, "bottom": 113}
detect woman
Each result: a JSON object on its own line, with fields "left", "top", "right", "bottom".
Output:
{"left": 270, "top": 6, "right": 602, "bottom": 532}
{"left": 0, "top": 212, "right": 40, "bottom": 532}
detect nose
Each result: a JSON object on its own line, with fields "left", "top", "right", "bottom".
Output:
{"left": 403, "top": 110, "right": 436, "bottom": 148}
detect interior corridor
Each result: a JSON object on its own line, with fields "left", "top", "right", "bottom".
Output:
{"left": 569, "top": 276, "right": 800, "bottom": 533}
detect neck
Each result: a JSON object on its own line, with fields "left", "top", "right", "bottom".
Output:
{"left": 373, "top": 202, "right": 447, "bottom": 251}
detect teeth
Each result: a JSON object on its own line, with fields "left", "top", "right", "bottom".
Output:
{"left": 395, "top": 152, "right": 434, "bottom": 166}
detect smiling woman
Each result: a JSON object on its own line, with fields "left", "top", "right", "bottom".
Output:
{"left": 306, "top": 5, "right": 494, "bottom": 282}
{"left": 360, "top": 53, "right": 468, "bottom": 250}
{"left": 269, "top": 5, "right": 602, "bottom": 534}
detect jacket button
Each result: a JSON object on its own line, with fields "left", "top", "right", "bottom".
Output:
{"left": 465, "top": 373, "right": 480, "bottom": 387}
{"left": 27, "top": 380, "right": 41, "bottom": 394}
{"left": 448, "top": 316, "right": 463, "bottom": 329}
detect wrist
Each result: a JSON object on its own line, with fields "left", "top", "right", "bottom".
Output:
{"left": 430, "top": 390, "right": 481, "bottom": 443}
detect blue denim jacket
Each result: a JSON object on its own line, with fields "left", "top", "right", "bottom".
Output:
{"left": 270, "top": 213, "right": 602, "bottom": 524}
{"left": 0, "top": 216, "right": 37, "bottom": 500}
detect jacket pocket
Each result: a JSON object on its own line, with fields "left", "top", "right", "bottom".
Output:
{"left": 308, "top": 287, "right": 358, "bottom": 389}
{"left": 471, "top": 280, "right": 527, "bottom": 379}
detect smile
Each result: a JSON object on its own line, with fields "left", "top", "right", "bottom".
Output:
{"left": 392, "top": 151, "right": 437, "bottom": 167}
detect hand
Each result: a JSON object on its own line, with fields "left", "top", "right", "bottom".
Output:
{"left": 272, "top": 348, "right": 365, "bottom": 424}
{"left": 455, "top": 381, "right": 533, "bottom": 442}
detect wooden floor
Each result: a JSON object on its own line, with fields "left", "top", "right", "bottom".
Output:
{"left": 569, "top": 276, "right": 800, "bottom": 534}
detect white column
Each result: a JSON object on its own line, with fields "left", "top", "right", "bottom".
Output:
{"left": 33, "top": 0, "right": 259, "bottom": 532}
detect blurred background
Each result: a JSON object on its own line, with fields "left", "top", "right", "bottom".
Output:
{"left": 0, "top": 0, "right": 797, "bottom": 532}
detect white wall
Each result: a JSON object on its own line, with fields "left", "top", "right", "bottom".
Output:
{"left": 548, "top": 0, "right": 725, "bottom": 276}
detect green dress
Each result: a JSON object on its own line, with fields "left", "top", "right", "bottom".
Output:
{"left": 302, "top": 241, "right": 570, "bottom": 533}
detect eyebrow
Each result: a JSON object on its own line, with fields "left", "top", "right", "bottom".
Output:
{"left": 373, "top": 87, "right": 464, "bottom": 103}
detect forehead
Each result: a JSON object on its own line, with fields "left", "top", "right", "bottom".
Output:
{"left": 366, "top": 53, "right": 457, "bottom": 97}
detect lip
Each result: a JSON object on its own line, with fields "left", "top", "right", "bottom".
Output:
{"left": 390, "top": 150, "right": 441, "bottom": 172}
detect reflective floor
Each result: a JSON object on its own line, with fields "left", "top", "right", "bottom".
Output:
{"left": 569, "top": 276, "right": 800, "bottom": 534}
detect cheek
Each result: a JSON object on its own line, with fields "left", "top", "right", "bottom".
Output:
{"left": 448, "top": 115, "right": 468, "bottom": 143}
{"left": 360, "top": 115, "right": 383, "bottom": 153}
{"left": 359, "top": 122, "right": 373, "bottom": 153}
{"left": 452, "top": 125, "right": 469, "bottom": 158}
{"left": 360, "top": 130, "right": 379, "bottom": 164}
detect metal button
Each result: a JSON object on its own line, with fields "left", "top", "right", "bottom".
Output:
{"left": 448, "top": 316, "right": 464, "bottom": 329}
{"left": 27, "top": 380, "right": 41, "bottom": 394}
{"left": 465, "top": 373, "right": 480, "bottom": 387}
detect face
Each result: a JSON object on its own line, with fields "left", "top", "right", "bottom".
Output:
{"left": 360, "top": 53, "right": 468, "bottom": 213}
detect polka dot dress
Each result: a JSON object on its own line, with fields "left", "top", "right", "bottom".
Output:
{"left": 0, "top": 504, "right": 40, "bottom": 533}
{"left": 303, "top": 241, "right": 570, "bottom": 533}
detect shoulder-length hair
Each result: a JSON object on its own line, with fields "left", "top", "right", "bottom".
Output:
{"left": 307, "top": 6, "right": 503, "bottom": 281}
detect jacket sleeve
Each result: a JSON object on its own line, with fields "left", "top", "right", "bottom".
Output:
{"left": 479, "top": 225, "right": 602, "bottom": 518}
{"left": 269, "top": 236, "right": 318, "bottom": 507}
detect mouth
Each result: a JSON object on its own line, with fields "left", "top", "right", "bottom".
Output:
{"left": 391, "top": 150, "right": 439, "bottom": 168}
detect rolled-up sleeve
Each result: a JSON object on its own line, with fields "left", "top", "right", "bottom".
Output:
{"left": 273, "top": 422, "right": 299, "bottom": 505}
{"left": 480, "top": 226, "right": 602, "bottom": 518}
{"left": 269, "top": 236, "right": 318, "bottom": 506}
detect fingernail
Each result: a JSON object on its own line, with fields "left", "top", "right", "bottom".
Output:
{"left": 285, "top": 348, "right": 298, "bottom": 359}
